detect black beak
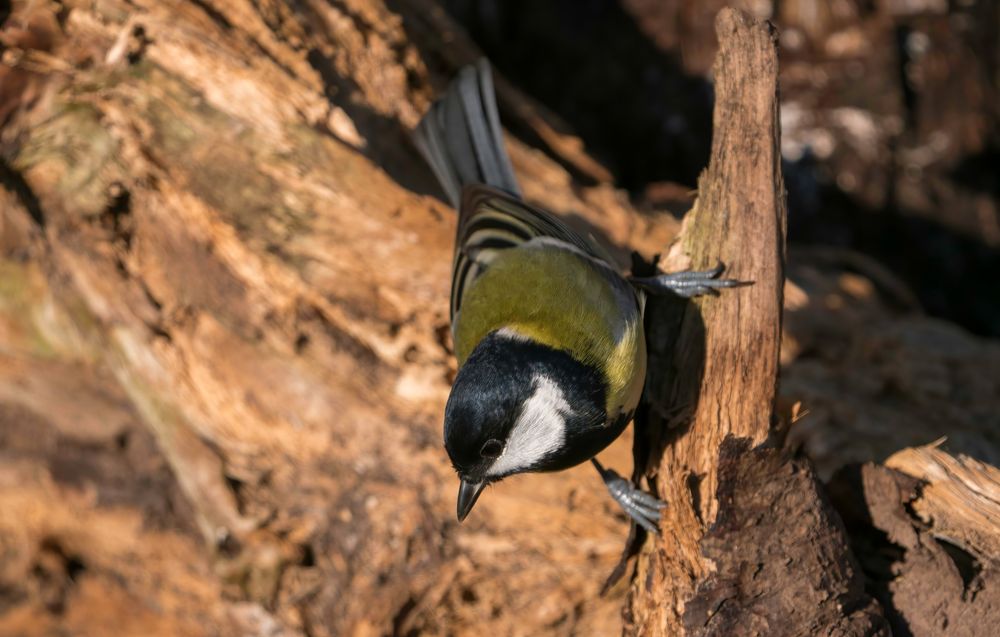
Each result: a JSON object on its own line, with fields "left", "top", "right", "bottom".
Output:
{"left": 457, "top": 479, "right": 485, "bottom": 522}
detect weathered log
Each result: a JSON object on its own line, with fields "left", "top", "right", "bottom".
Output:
{"left": 827, "top": 444, "right": 1000, "bottom": 636}
{"left": 623, "top": 9, "right": 888, "bottom": 635}
{"left": 1, "top": 1, "right": 658, "bottom": 634}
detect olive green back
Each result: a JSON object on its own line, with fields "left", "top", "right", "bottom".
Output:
{"left": 453, "top": 241, "right": 646, "bottom": 417}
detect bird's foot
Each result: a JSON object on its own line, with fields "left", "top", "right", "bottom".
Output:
{"left": 628, "top": 261, "right": 752, "bottom": 298}
{"left": 592, "top": 459, "right": 665, "bottom": 534}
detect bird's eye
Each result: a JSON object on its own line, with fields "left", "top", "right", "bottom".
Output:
{"left": 480, "top": 439, "right": 503, "bottom": 458}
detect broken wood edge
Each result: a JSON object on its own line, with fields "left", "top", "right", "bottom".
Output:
{"left": 886, "top": 444, "right": 1000, "bottom": 560}
{"left": 827, "top": 459, "right": 1000, "bottom": 635}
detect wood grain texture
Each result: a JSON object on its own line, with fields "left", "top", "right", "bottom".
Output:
{"left": 625, "top": 9, "right": 788, "bottom": 633}
{"left": 624, "top": 9, "right": 886, "bottom": 635}
{"left": 0, "top": 1, "right": 668, "bottom": 634}
{"left": 886, "top": 445, "right": 1000, "bottom": 562}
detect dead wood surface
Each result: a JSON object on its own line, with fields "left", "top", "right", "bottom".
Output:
{"left": 830, "top": 444, "right": 1000, "bottom": 636}
{"left": 624, "top": 9, "right": 886, "bottom": 635}
{"left": 886, "top": 445, "right": 1000, "bottom": 559}
{"left": 1, "top": 1, "right": 999, "bottom": 636}
{"left": 0, "top": 1, "right": 661, "bottom": 634}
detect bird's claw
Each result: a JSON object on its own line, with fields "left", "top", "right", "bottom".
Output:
{"left": 592, "top": 459, "right": 665, "bottom": 534}
{"left": 628, "top": 261, "right": 753, "bottom": 298}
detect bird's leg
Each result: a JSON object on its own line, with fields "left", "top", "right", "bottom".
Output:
{"left": 628, "top": 261, "right": 752, "bottom": 298}
{"left": 592, "top": 459, "right": 665, "bottom": 534}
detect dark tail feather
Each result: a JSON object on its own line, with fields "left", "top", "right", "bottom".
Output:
{"left": 414, "top": 59, "right": 521, "bottom": 208}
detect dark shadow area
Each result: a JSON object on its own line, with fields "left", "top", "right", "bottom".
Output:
{"left": 936, "top": 537, "right": 983, "bottom": 598}
{"left": 950, "top": 146, "right": 1000, "bottom": 200}
{"left": 635, "top": 295, "right": 707, "bottom": 473}
{"left": 0, "top": 157, "right": 46, "bottom": 228}
{"left": 827, "top": 464, "right": 917, "bottom": 637}
{"left": 786, "top": 163, "right": 1000, "bottom": 337}
{"left": 629, "top": 252, "right": 707, "bottom": 477}
{"left": 435, "top": 0, "right": 714, "bottom": 192}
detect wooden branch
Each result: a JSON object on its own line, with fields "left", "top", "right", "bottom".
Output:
{"left": 624, "top": 9, "right": 887, "bottom": 635}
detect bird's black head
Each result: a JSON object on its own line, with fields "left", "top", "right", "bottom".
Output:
{"left": 444, "top": 329, "right": 608, "bottom": 521}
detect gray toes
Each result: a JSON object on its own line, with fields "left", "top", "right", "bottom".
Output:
{"left": 630, "top": 489, "right": 667, "bottom": 509}
{"left": 594, "top": 460, "right": 667, "bottom": 534}
{"left": 630, "top": 510, "right": 659, "bottom": 534}
{"left": 628, "top": 261, "right": 753, "bottom": 299}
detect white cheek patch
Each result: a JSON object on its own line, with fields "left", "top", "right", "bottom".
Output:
{"left": 486, "top": 375, "right": 571, "bottom": 477}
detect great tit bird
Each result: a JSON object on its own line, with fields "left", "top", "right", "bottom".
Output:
{"left": 414, "top": 60, "right": 744, "bottom": 532}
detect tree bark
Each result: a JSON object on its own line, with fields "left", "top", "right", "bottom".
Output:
{"left": 624, "top": 9, "right": 888, "bottom": 635}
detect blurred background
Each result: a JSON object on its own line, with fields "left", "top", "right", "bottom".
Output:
{"left": 0, "top": 0, "right": 997, "bottom": 635}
